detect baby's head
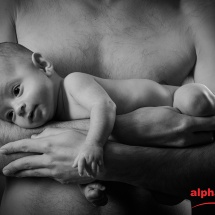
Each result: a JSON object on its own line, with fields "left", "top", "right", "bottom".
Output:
{"left": 0, "top": 42, "right": 58, "bottom": 128}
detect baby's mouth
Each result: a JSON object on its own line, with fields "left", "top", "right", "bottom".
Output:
{"left": 28, "top": 110, "right": 34, "bottom": 121}
{"left": 28, "top": 106, "right": 37, "bottom": 121}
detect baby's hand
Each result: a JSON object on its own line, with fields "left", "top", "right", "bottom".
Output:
{"left": 72, "top": 143, "right": 104, "bottom": 177}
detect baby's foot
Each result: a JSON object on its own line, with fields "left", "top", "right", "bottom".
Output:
{"left": 80, "top": 182, "right": 108, "bottom": 206}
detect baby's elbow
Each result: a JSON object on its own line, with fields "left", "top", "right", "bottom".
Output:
{"left": 107, "top": 100, "right": 117, "bottom": 113}
{"left": 98, "top": 99, "right": 116, "bottom": 113}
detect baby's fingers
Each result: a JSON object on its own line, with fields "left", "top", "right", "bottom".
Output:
{"left": 85, "top": 164, "right": 94, "bottom": 178}
{"left": 98, "top": 160, "right": 104, "bottom": 173}
{"left": 72, "top": 156, "right": 79, "bottom": 168}
{"left": 91, "top": 161, "right": 98, "bottom": 176}
{"left": 78, "top": 157, "right": 86, "bottom": 176}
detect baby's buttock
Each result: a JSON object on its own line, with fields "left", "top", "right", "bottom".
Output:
{"left": 182, "top": 74, "right": 195, "bottom": 85}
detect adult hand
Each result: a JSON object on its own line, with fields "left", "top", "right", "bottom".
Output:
{"left": 113, "top": 106, "right": 215, "bottom": 147}
{"left": 1, "top": 106, "right": 215, "bottom": 188}
{"left": 0, "top": 128, "right": 94, "bottom": 184}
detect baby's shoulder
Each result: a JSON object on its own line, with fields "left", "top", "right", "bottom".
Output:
{"left": 64, "top": 72, "right": 93, "bottom": 84}
{"left": 64, "top": 72, "right": 94, "bottom": 90}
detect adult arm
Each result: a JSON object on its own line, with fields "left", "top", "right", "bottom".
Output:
{"left": 0, "top": 0, "right": 17, "bottom": 43}
{"left": 1, "top": 106, "right": 215, "bottom": 199}
{"left": 186, "top": 0, "right": 215, "bottom": 93}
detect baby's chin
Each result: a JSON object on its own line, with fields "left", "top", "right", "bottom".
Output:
{"left": 19, "top": 118, "right": 49, "bottom": 129}
{"left": 20, "top": 122, "right": 46, "bottom": 129}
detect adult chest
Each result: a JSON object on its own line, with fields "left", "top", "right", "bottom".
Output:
{"left": 16, "top": 0, "right": 195, "bottom": 85}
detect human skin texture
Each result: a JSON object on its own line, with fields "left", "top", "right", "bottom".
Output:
{"left": 0, "top": 0, "right": 215, "bottom": 214}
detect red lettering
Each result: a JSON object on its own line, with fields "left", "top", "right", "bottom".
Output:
{"left": 208, "top": 188, "right": 214, "bottom": 196}
{"left": 190, "top": 190, "right": 197, "bottom": 197}
{"left": 201, "top": 190, "right": 207, "bottom": 198}
{"left": 197, "top": 188, "right": 201, "bottom": 196}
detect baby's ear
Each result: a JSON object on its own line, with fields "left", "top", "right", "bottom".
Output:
{"left": 31, "top": 53, "right": 53, "bottom": 76}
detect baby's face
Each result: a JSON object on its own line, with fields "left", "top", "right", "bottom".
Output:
{"left": 0, "top": 62, "right": 55, "bottom": 128}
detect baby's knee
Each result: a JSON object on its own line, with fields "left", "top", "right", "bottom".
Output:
{"left": 173, "top": 83, "right": 215, "bottom": 116}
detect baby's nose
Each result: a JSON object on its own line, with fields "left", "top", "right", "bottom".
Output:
{"left": 16, "top": 103, "right": 26, "bottom": 116}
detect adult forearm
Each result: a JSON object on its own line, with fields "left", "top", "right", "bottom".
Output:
{"left": 108, "top": 107, "right": 215, "bottom": 198}
{"left": 100, "top": 141, "right": 215, "bottom": 199}
{"left": 1, "top": 106, "right": 215, "bottom": 199}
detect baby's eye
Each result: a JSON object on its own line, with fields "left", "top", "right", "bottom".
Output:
{"left": 13, "top": 85, "right": 20, "bottom": 97}
{"left": 6, "top": 111, "right": 14, "bottom": 122}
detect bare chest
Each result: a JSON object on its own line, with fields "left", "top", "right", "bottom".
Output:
{"left": 16, "top": 0, "right": 196, "bottom": 85}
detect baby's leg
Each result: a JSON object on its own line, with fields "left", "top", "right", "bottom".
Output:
{"left": 79, "top": 182, "right": 108, "bottom": 206}
{"left": 173, "top": 83, "right": 215, "bottom": 117}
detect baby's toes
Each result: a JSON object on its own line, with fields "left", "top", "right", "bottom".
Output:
{"left": 90, "top": 193, "right": 108, "bottom": 206}
{"left": 85, "top": 186, "right": 108, "bottom": 206}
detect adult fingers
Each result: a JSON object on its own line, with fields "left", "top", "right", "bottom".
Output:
{"left": 190, "top": 116, "right": 215, "bottom": 132}
{"left": 191, "top": 132, "right": 214, "bottom": 146}
{"left": 181, "top": 132, "right": 214, "bottom": 147}
{"left": 2, "top": 155, "right": 49, "bottom": 176}
{"left": 15, "top": 168, "right": 52, "bottom": 178}
{"left": 31, "top": 128, "right": 72, "bottom": 139}
{"left": 0, "top": 138, "right": 51, "bottom": 154}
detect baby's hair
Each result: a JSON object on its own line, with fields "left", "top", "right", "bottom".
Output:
{"left": 0, "top": 42, "right": 33, "bottom": 71}
{"left": 0, "top": 42, "right": 33, "bottom": 59}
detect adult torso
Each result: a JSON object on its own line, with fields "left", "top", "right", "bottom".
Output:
{"left": 1, "top": 0, "right": 197, "bottom": 214}
{"left": 16, "top": 0, "right": 195, "bottom": 84}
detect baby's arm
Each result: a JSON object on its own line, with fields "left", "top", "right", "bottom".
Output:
{"left": 65, "top": 72, "right": 116, "bottom": 177}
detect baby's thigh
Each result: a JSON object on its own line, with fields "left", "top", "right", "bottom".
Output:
{"left": 173, "top": 83, "right": 215, "bottom": 117}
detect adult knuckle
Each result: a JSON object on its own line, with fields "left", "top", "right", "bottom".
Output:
{"left": 21, "top": 145, "right": 28, "bottom": 152}
{"left": 7, "top": 146, "right": 14, "bottom": 153}
{"left": 44, "top": 140, "right": 52, "bottom": 152}
{"left": 46, "top": 157, "right": 53, "bottom": 167}
{"left": 9, "top": 164, "right": 16, "bottom": 171}
{"left": 51, "top": 169, "right": 61, "bottom": 178}
{"left": 33, "top": 170, "right": 41, "bottom": 177}
{"left": 24, "top": 162, "right": 31, "bottom": 170}
{"left": 45, "top": 128, "right": 51, "bottom": 132}
{"left": 51, "top": 169, "right": 57, "bottom": 177}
